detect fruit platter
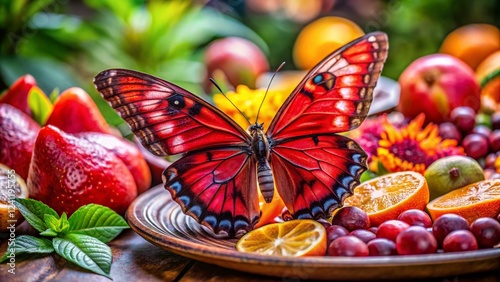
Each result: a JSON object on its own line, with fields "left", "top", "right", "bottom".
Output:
{"left": 0, "top": 1, "right": 499, "bottom": 281}
{"left": 127, "top": 185, "right": 500, "bottom": 280}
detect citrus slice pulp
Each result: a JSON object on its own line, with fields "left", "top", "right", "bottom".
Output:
{"left": 343, "top": 171, "right": 430, "bottom": 226}
{"left": 236, "top": 219, "right": 326, "bottom": 257}
{"left": 426, "top": 179, "right": 500, "bottom": 223}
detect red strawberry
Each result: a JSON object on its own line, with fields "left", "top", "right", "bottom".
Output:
{"left": 0, "top": 75, "right": 37, "bottom": 116}
{"left": 46, "top": 87, "right": 112, "bottom": 134}
{"left": 0, "top": 103, "right": 40, "bottom": 179}
{"left": 27, "top": 125, "right": 137, "bottom": 215}
{"left": 76, "top": 132, "right": 152, "bottom": 194}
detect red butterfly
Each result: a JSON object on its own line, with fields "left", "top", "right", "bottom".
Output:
{"left": 94, "top": 32, "right": 389, "bottom": 238}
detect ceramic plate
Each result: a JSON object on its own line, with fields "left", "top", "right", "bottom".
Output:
{"left": 127, "top": 186, "right": 500, "bottom": 280}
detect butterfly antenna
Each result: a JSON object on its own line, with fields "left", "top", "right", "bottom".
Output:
{"left": 255, "top": 62, "right": 285, "bottom": 125}
{"left": 210, "top": 78, "right": 252, "bottom": 126}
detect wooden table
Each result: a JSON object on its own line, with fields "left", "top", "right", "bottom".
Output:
{"left": 1, "top": 228, "right": 499, "bottom": 281}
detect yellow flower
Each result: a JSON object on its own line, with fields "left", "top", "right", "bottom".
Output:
{"left": 213, "top": 85, "right": 287, "bottom": 129}
{"left": 376, "top": 114, "right": 464, "bottom": 174}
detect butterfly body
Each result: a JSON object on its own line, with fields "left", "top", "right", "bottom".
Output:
{"left": 249, "top": 123, "right": 275, "bottom": 203}
{"left": 94, "top": 32, "right": 389, "bottom": 238}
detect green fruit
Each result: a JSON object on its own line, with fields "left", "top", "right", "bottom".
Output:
{"left": 475, "top": 112, "right": 492, "bottom": 128}
{"left": 424, "top": 156, "right": 485, "bottom": 200}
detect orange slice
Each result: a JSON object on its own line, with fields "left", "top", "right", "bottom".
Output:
{"left": 426, "top": 179, "right": 500, "bottom": 223}
{"left": 344, "top": 171, "right": 430, "bottom": 226}
{"left": 236, "top": 220, "right": 326, "bottom": 257}
{"left": 255, "top": 188, "right": 286, "bottom": 228}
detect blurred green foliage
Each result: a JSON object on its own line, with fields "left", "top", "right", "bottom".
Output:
{"left": 0, "top": 0, "right": 267, "bottom": 125}
{"left": 0, "top": 0, "right": 499, "bottom": 125}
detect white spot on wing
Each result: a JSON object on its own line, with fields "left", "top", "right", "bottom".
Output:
{"left": 322, "top": 57, "right": 348, "bottom": 73}
{"left": 172, "top": 135, "right": 185, "bottom": 147}
{"left": 335, "top": 100, "right": 352, "bottom": 114}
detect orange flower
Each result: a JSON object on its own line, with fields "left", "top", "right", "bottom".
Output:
{"left": 376, "top": 114, "right": 464, "bottom": 174}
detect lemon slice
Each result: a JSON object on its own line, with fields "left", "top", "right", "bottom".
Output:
{"left": 236, "top": 219, "right": 326, "bottom": 257}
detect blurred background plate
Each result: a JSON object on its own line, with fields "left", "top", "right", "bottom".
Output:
{"left": 127, "top": 186, "right": 500, "bottom": 281}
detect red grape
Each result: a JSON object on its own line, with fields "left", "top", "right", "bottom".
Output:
{"left": 350, "top": 229, "right": 376, "bottom": 243}
{"left": 462, "top": 133, "right": 489, "bottom": 159}
{"left": 317, "top": 218, "right": 332, "bottom": 229}
{"left": 326, "top": 225, "right": 349, "bottom": 245}
{"left": 450, "top": 107, "right": 476, "bottom": 133}
{"left": 367, "top": 238, "right": 397, "bottom": 256}
{"left": 485, "top": 153, "right": 497, "bottom": 169}
{"left": 472, "top": 125, "right": 492, "bottom": 138}
{"left": 492, "top": 112, "right": 500, "bottom": 130}
{"left": 442, "top": 230, "right": 478, "bottom": 252}
{"left": 470, "top": 217, "right": 500, "bottom": 248}
{"left": 328, "top": 236, "right": 369, "bottom": 257}
{"left": 489, "top": 130, "right": 500, "bottom": 152}
{"left": 331, "top": 206, "right": 370, "bottom": 231}
{"left": 397, "top": 209, "right": 433, "bottom": 228}
{"left": 432, "top": 214, "right": 470, "bottom": 246}
{"left": 376, "top": 220, "right": 410, "bottom": 242}
{"left": 396, "top": 226, "right": 438, "bottom": 255}
{"left": 438, "top": 122, "right": 462, "bottom": 142}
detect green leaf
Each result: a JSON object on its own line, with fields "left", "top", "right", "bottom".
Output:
{"left": 360, "top": 170, "right": 378, "bottom": 183}
{"left": 68, "top": 204, "right": 129, "bottom": 243}
{"left": 480, "top": 68, "right": 500, "bottom": 88}
{"left": 53, "top": 234, "right": 112, "bottom": 278}
{"left": 43, "top": 214, "right": 60, "bottom": 231}
{"left": 377, "top": 161, "right": 390, "bottom": 176}
{"left": 49, "top": 87, "right": 59, "bottom": 103}
{"left": 43, "top": 212, "right": 69, "bottom": 234}
{"left": 13, "top": 198, "right": 59, "bottom": 233}
{"left": 0, "top": 235, "right": 54, "bottom": 263}
{"left": 59, "top": 213, "right": 70, "bottom": 232}
{"left": 40, "top": 229, "right": 58, "bottom": 237}
{"left": 28, "top": 86, "right": 53, "bottom": 125}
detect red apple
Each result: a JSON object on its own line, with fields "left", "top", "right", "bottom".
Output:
{"left": 398, "top": 54, "right": 480, "bottom": 124}
{"left": 204, "top": 37, "right": 269, "bottom": 92}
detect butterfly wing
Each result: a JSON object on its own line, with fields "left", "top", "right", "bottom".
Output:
{"left": 94, "top": 69, "right": 258, "bottom": 237}
{"left": 268, "top": 32, "right": 388, "bottom": 218}
{"left": 94, "top": 69, "right": 251, "bottom": 155}
{"left": 271, "top": 135, "right": 367, "bottom": 218}
{"left": 164, "top": 147, "right": 259, "bottom": 238}
{"left": 267, "top": 32, "right": 389, "bottom": 141}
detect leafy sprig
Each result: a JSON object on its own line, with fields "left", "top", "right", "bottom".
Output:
{"left": 0, "top": 198, "right": 129, "bottom": 279}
